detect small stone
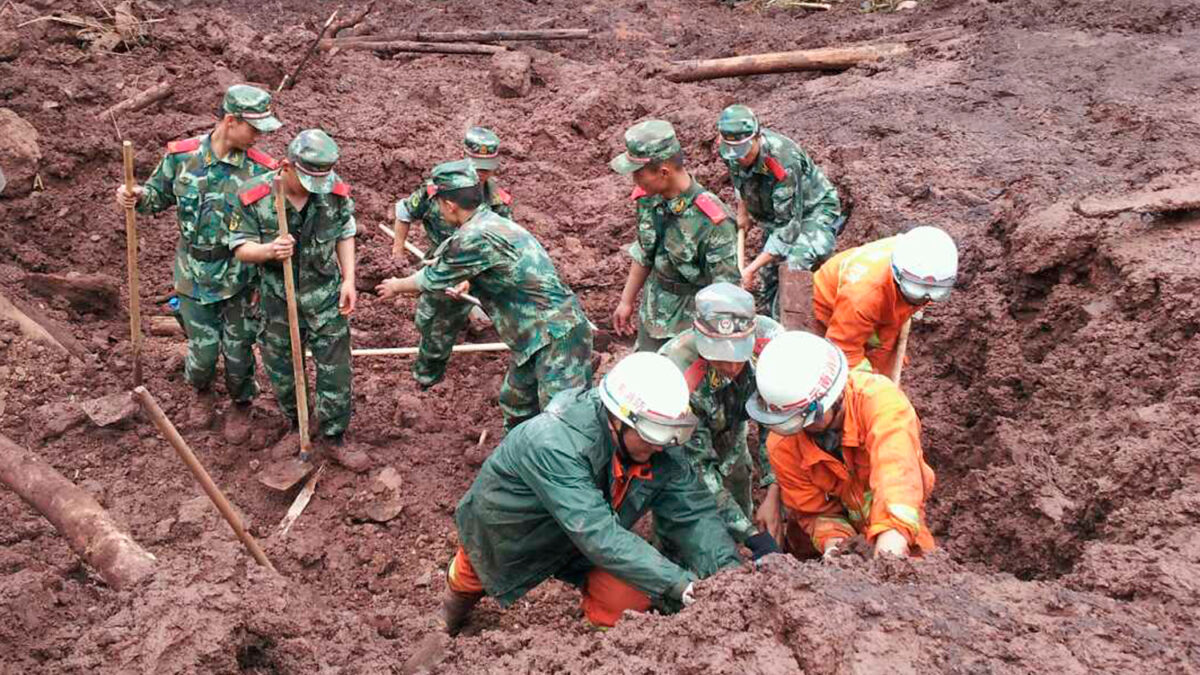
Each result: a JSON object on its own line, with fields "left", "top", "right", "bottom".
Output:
{"left": 896, "top": 0, "right": 918, "bottom": 9}
{"left": 89, "top": 234, "right": 100, "bottom": 242}
{"left": 0, "top": 32, "right": 21, "bottom": 62}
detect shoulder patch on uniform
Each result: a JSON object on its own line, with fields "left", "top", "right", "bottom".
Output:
{"left": 239, "top": 182, "right": 272, "bottom": 206}
{"left": 246, "top": 147, "right": 279, "bottom": 170}
{"left": 630, "top": 185, "right": 648, "bottom": 201}
{"left": 765, "top": 156, "right": 788, "bottom": 182}
{"left": 683, "top": 359, "right": 709, "bottom": 392}
{"left": 494, "top": 187, "right": 513, "bottom": 205}
{"left": 426, "top": 184, "right": 437, "bottom": 197}
{"left": 332, "top": 181, "right": 351, "bottom": 198}
{"left": 753, "top": 337, "right": 772, "bottom": 358}
{"left": 693, "top": 193, "right": 727, "bottom": 223}
{"left": 166, "top": 137, "right": 202, "bottom": 154}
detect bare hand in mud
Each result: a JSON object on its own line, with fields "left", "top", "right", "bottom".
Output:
{"left": 754, "top": 484, "right": 783, "bottom": 545}
{"left": 115, "top": 184, "right": 142, "bottom": 210}
{"left": 873, "top": 529, "right": 910, "bottom": 558}
{"left": 740, "top": 267, "right": 757, "bottom": 291}
{"left": 376, "top": 277, "right": 405, "bottom": 300}
{"left": 822, "top": 538, "right": 846, "bottom": 564}
{"left": 612, "top": 300, "right": 635, "bottom": 336}
{"left": 445, "top": 280, "right": 470, "bottom": 301}
{"left": 268, "top": 234, "right": 295, "bottom": 261}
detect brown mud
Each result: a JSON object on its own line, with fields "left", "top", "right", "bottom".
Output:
{"left": 2, "top": 0, "right": 1200, "bottom": 672}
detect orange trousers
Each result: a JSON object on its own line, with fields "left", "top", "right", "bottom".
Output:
{"left": 447, "top": 546, "right": 651, "bottom": 628}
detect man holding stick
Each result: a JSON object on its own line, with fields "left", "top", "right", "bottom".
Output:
{"left": 376, "top": 160, "right": 591, "bottom": 431}
{"left": 114, "top": 85, "right": 282, "bottom": 439}
{"left": 232, "top": 129, "right": 358, "bottom": 450}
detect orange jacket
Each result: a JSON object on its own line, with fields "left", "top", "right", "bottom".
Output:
{"left": 812, "top": 236, "right": 921, "bottom": 376}
{"left": 766, "top": 371, "right": 936, "bottom": 554}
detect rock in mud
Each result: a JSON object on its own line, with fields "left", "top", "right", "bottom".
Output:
{"left": 21, "top": 272, "right": 121, "bottom": 316}
{"left": 490, "top": 51, "right": 533, "bottom": 99}
{"left": 0, "top": 108, "right": 40, "bottom": 198}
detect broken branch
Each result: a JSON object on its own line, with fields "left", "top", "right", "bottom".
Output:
{"left": 663, "top": 42, "right": 908, "bottom": 83}
{"left": 277, "top": 8, "right": 339, "bottom": 92}
{"left": 322, "top": 28, "right": 590, "bottom": 49}
{"left": 326, "top": 40, "right": 505, "bottom": 55}
{"left": 100, "top": 80, "right": 173, "bottom": 119}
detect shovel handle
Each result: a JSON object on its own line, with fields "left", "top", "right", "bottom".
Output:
{"left": 122, "top": 141, "right": 143, "bottom": 385}
{"left": 275, "top": 178, "right": 312, "bottom": 456}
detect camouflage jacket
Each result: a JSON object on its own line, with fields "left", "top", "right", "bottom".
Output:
{"left": 628, "top": 178, "right": 740, "bottom": 339}
{"left": 396, "top": 176, "right": 514, "bottom": 253}
{"left": 230, "top": 171, "right": 357, "bottom": 326}
{"left": 725, "top": 129, "right": 842, "bottom": 270}
{"left": 137, "top": 134, "right": 278, "bottom": 303}
{"left": 415, "top": 208, "right": 586, "bottom": 366}
{"left": 659, "top": 316, "right": 783, "bottom": 540}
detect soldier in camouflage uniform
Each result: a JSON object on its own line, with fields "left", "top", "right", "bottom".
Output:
{"left": 610, "top": 120, "right": 741, "bottom": 353}
{"left": 392, "top": 127, "right": 514, "bottom": 387}
{"left": 717, "top": 105, "right": 844, "bottom": 320}
{"left": 114, "top": 85, "right": 282, "bottom": 438}
{"left": 377, "top": 160, "right": 592, "bottom": 430}
{"left": 231, "top": 130, "right": 358, "bottom": 445}
{"left": 658, "top": 282, "right": 784, "bottom": 558}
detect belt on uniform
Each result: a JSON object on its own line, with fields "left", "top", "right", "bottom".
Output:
{"left": 653, "top": 272, "right": 699, "bottom": 296}
{"left": 186, "top": 244, "right": 231, "bottom": 262}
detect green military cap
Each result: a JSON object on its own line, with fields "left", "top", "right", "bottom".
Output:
{"left": 222, "top": 84, "right": 282, "bottom": 133}
{"left": 694, "top": 282, "right": 757, "bottom": 362}
{"left": 430, "top": 158, "right": 480, "bottom": 194}
{"left": 610, "top": 120, "right": 683, "bottom": 175}
{"left": 287, "top": 129, "right": 340, "bottom": 194}
{"left": 463, "top": 127, "right": 501, "bottom": 171}
{"left": 717, "top": 104, "right": 760, "bottom": 161}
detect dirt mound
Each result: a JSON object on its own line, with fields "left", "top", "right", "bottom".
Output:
{"left": 2, "top": 0, "right": 1200, "bottom": 672}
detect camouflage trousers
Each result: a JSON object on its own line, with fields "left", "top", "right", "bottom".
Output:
{"left": 257, "top": 291, "right": 353, "bottom": 438}
{"left": 699, "top": 435, "right": 756, "bottom": 544}
{"left": 500, "top": 320, "right": 594, "bottom": 430}
{"left": 412, "top": 290, "right": 473, "bottom": 389}
{"left": 634, "top": 325, "right": 672, "bottom": 354}
{"left": 757, "top": 214, "right": 844, "bottom": 320}
{"left": 177, "top": 289, "right": 259, "bottom": 402}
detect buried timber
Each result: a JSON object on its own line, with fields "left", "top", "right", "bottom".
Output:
{"left": 1, "top": 0, "right": 1199, "bottom": 673}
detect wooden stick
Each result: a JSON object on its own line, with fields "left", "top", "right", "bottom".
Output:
{"left": 100, "top": 80, "right": 174, "bottom": 118}
{"left": 329, "top": 0, "right": 375, "bottom": 38}
{"left": 378, "top": 223, "right": 481, "bottom": 306}
{"left": 275, "top": 178, "right": 313, "bottom": 460}
{"left": 131, "top": 387, "right": 278, "bottom": 574}
{"left": 737, "top": 229, "right": 747, "bottom": 273}
{"left": 122, "top": 141, "right": 143, "bottom": 385}
{"left": 352, "top": 342, "right": 509, "bottom": 357}
{"left": 277, "top": 9, "right": 339, "bottom": 92}
{"left": 663, "top": 42, "right": 908, "bottom": 83}
{"left": 0, "top": 432, "right": 156, "bottom": 590}
{"left": 322, "top": 28, "right": 590, "bottom": 49}
{"left": 891, "top": 319, "right": 912, "bottom": 386}
{"left": 276, "top": 463, "right": 324, "bottom": 538}
{"left": 326, "top": 40, "right": 505, "bottom": 55}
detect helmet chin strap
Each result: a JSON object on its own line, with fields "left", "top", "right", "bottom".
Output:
{"left": 608, "top": 415, "right": 636, "bottom": 465}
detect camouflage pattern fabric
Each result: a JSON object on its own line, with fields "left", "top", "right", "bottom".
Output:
{"left": 724, "top": 128, "right": 842, "bottom": 318}
{"left": 411, "top": 290, "right": 473, "bottom": 388}
{"left": 396, "top": 177, "right": 513, "bottom": 253}
{"left": 627, "top": 179, "right": 740, "bottom": 349}
{"left": 658, "top": 315, "right": 784, "bottom": 542}
{"left": 176, "top": 288, "right": 259, "bottom": 401}
{"left": 414, "top": 208, "right": 592, "bottom": 428}
{"left": 231, "top": 170, "right": 357, "bottom": 437}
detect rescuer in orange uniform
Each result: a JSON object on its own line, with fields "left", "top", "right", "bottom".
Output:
{"left": 812, "top": 226, "right": 958, "bottom": 377}
{"left": 746, "top": 331, "right": 935, "bottom": 558}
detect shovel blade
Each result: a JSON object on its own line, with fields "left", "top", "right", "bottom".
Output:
{"left": 258, "top": 457, "right": 315, "bottom": 491}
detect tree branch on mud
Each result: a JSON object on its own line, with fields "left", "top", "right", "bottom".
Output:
{"left": 663, "top": 42, "right": 909, "bottom": 82}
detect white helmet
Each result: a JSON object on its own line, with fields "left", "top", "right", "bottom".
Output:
{"left": 891, "top": 226, "right": 958, "bottom": 304}
{"left": 600, "top": 352, "right": 698, "bottom": 447}
{"left": 746, "top": 331, "right": 848, "bottom": 436}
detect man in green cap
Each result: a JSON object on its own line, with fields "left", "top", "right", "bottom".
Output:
{"left": 658, "top": 282, "right": 784, "bottom": 556}
{"left": 114, "top": 84, "right": 282, "bottom": 440}
{"left": 610, "top": 119, "right": 740, "bottom": 352}
{"left": 391, "top": 127, "right": 515, "bottom": 386}
{"left": 231, "top": 129, "right": 358, "bottom": 450}
{"left": 717, "top": 104, "right": 844, "bottom": 320}
{"left": 376, "top": 159, "right": 592, "bottom": 430}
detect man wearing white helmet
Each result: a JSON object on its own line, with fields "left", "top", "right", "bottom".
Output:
{"left": 658, "top": 282, "right": 785, "bottom": 556}
{"left": 440, "top": 352, "right": 741, "bottom": 634}
{"left": 812, "top": 226, "right": 958, "bottom": 377}
{"left": 747, "top": 331, "right": 936, "bottom": 559}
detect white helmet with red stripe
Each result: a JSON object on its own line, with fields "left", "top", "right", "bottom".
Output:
{"left": 891, "top": 226, "right": 958, "bottom": 304}
{"left": 746, "top": 331, "right": 848, "bottom": 436}
{"left": 600, "top": 352, "right": 698, "bottom": 447}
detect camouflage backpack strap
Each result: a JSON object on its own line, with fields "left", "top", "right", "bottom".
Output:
{"left": 166, "top": 137, "right": 202, "bottom": 155}
{"left": 692, "top": 192, "right": 728, "bottom": 225}
{"left": 246, "top": 147, "right": 280, "bottom": 170}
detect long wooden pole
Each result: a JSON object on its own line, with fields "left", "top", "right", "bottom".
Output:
{"left": 737, "top": 229, "right": 747, "bottom": 273}
{"left": 322, "top": 28, "right": 590, "bottom": 49}
{"left": 275, "top": 177, "right": 313, "bottom": 460}
{"left": 664, "top": 42, "right": 908, "bottom": 83}
{"left": 132, "top": 387, "right": 278, "bottom": 574}
{"left": 326, "top": 40, "right": 504, "bottom": 55}
{"left": 122, "top": 141, "right": 143, "bottom": 385}
{"left": 352, "top": 342, "right": 509, "bottom": 357}
{"left": 891, "top": 319, "right": 912, "bottom": 386}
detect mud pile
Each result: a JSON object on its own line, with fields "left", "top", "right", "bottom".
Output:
{"left": 2, "top": 0, "right": 1199, "bottom": 672}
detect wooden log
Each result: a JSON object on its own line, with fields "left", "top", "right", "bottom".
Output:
{"left": 0, "top": 290, "right": 70, "bottom": 355}
{"left": 352, "top": 342, "right": 509, "bottom": 357}
{"left": 322, "top": 28, "right": 590, "bottom": 49}
{"left": 329, "top": 0, "right": 375, "bottom": 38}
{"left": 148, "top": 315, "right": 185, "bottom": 338}
{"left": 99, "top": 80, "right": 174, "bottom": 119}
{"left": 327, "top": 40, "right": 505, "bottom": 55}
{"left": 663, "top": 42, "right": 909, "bottom": 83}
{"left": 0, "top": 433, "right": 156, "bottom": 590}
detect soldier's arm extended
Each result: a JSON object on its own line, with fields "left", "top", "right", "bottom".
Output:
{"left": 133, "top": 152, "right": 179, "bottom": 215}
{"left": 414, "top": 229, "right": 495, "bottom": 294}
{"left": 763, "top": 160, "right": 840, "bottom": 272}
{"left": 678, "top": 426, "right": 756, "bottom": 543}
{"left": 392, "top": 186, "right": 428, "bottom": 258}
{"left": 650, "top": 453, "right": 743, "bottom": 576}
{"left": 514, "top": 439, "right": 696, "bottom": 602}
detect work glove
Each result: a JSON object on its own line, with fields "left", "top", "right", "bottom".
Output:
{"left": 680, "top": 582, "right": 695, "bottom": 607}
{"left": 745, "top": 531, "right": 781, "bottom": 561}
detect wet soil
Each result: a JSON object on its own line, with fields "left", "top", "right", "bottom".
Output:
{"left": 2, "top": 0, "right": 1199, "bottom": 672}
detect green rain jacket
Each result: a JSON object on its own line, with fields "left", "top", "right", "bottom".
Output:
{"left": 455, "top": 388, "right": 742, "bottom": 608}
